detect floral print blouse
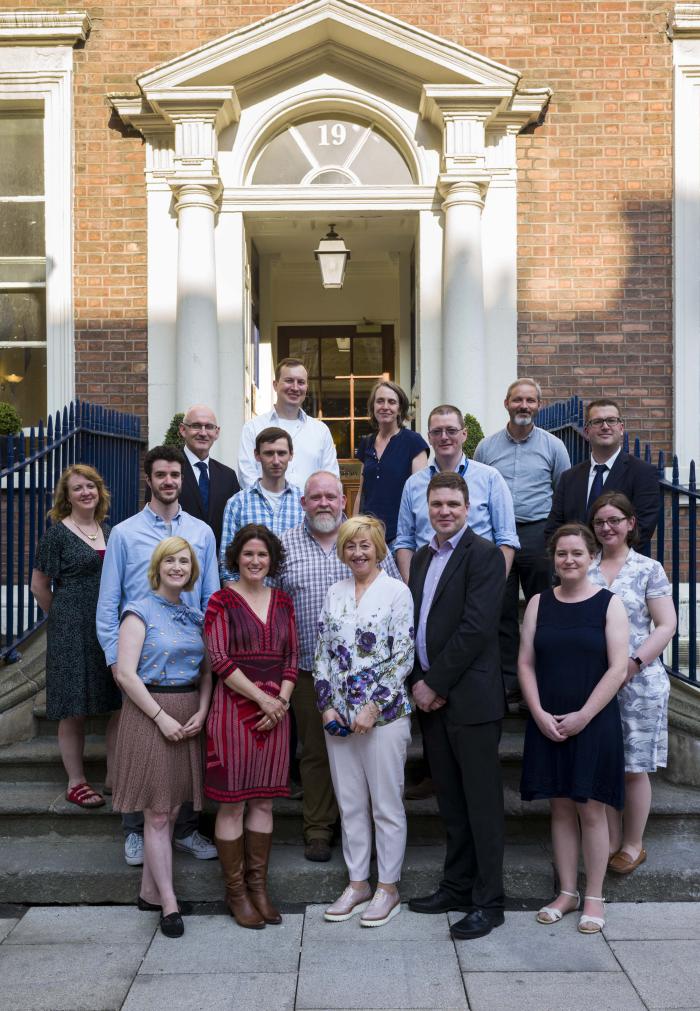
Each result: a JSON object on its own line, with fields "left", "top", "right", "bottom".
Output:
{"left": 313, "top": 570, "right": 415, "bottom": 726}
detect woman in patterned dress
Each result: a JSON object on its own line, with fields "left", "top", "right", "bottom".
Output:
{"left": 31, "top": 465, "right": 121, "bottom": 809}
{"left": 588, "top": 492, "right": 677, "bottom": 875}
{"left": 204, "top": 524, "right": 297, "bottom": 930}
{"left": 314, "top": 516, "right": 415, "bottom": 928}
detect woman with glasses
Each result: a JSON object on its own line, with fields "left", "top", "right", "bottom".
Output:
{"left": 353, "top": 380, "right": 428, "bottom": 547}
{"left": 588, "top": 492, "right": 676, "bottom": 875}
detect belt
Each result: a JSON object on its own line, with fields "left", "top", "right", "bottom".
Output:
{"left": 145, "top": 683, "right": 198, "bottom": 694}
{"left": 515, "top": 518, "right": 547, "bottom": 527}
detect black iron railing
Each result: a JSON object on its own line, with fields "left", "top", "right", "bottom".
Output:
{"left": 0, "top": 400, "right": 144, "bottom": 662}
{"left": 540, "top": 396, "right": 698, "bottom": 685}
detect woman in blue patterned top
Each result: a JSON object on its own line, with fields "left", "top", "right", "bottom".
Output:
{"left": 588, "top": 492, "right": 677, "bottom": 876}
{"left": 354, "top": 380, "right": 428, "bottom": 544}
{"left": 314, "top": 515, "right": 414, "bottom": 928}
{"left": 113, "top": 537, "right": 212, "bottom": 939}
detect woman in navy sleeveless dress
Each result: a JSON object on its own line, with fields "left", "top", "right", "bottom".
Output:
{"left": 519, "top": 524, "right": 629, "bottom": 934}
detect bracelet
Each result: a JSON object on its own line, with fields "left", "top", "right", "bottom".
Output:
{"left": 280, "top": 698, "right": 291, "bottom": 710}
{"left": 152, "top": 706, "right": 163, "bottom": 721}
{"left": 631, "top": 656, "right": 644, "bottom": 670}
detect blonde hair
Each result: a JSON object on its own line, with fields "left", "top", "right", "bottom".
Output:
{"left": 147, "top": 536, "right": 199, "bottom": 591}
{"left": 336, "top": 515, "right": 388, "bottom": 563}
{"left": 50, "top": 465, "right": 110, "bottom": 524}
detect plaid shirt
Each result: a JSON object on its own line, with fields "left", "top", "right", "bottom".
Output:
{"left": 219, "top": 481, "right": 303, "bottom": 581}
{"left": 279, "top": 520, "right": 402, "bottom": 670}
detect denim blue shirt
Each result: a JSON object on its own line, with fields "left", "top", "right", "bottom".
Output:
{"left": 97, "top": 505, "right": 219, "bottom": 666}
{"left": 393, "top": 455, "right": 520, "bottom": 552}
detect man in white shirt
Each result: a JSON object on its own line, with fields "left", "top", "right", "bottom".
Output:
{"left": 238, "top": 358, "right": 339, "bottom": 492}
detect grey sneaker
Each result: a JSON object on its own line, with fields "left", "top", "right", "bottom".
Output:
{"left": 124, "top": 832, "right": 144, "bottom": 866}
{"left": 173, "top": 830, "right": 217, "bottom": 860}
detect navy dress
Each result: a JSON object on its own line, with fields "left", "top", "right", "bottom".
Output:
{"left": 356, "top": 427, "right": 429, "bottom": 542}
{"left": 520, "top": 588, "right": 625, "bottom": 809}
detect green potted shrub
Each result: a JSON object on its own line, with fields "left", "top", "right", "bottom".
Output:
{"left": 463, "top": 412, "right": 485, "bottom": 460}
{"left": 163, "top": 412, "right": 185, "bottom": 449}
{"left": 0, "top": 401, "right": 23, "bottom": 468}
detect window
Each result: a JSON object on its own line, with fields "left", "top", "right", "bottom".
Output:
{"left": 0, "top": 108, "right": 47, "bottom": 426}
{"left": 251, "top": 115, "right": 413, "bottom": 186}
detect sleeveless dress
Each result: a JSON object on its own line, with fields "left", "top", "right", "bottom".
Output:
{"left": 520, "top": 588, "right": 625, "bottom": 809}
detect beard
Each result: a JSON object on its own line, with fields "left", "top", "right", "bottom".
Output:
{"left": 307, "top": 511, "right": 341, "bottom": 534}
{"left": 511, "top": 413, "right": 534, "bottom": 426}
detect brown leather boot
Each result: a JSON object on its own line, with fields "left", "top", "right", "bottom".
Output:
{"left": 214, "top": 835, "right": 265, "bottom": 929}
{"left": 244, "top": 830, "right": 282, "bottom": 925}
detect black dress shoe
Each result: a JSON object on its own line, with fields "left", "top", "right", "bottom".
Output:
{"left": 304, "top": 839, "right": 332, "bottom": 862}
{"left": 159, "top": 911, "right": 184, "bottom": 938}
{"left": 450, "top": 907, "right": 504, "bottom": 940}
{"left": 408, "top": 888, "right": 474, "bottom": 914}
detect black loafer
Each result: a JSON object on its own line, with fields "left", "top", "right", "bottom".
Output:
{"left": 450, "top": 907, "right": 504, "bottom": 940}
{"left": 159, "top": 911, "right": 184, "bottom": 938}
{"left": 138, "top": 896, "right": 192, "bottom": 915}
{"left": 408, "top": 889, "right": 474, "bottom": 914}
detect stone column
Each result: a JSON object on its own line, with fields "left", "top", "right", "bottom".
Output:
{"left": 440, "top": 178, "right": 487, "bottom": 421}
{"left": 171, "top": 177, "right": 222, "bottom": 410}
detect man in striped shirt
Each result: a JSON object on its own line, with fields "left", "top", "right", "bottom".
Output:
{"left": 279, "top": 471, "right": 401, "bottom": 862}
{"left": 219, "top": 426, "right": 303, "bottom": 583}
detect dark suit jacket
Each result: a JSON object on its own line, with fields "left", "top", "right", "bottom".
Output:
{"left": 408, "top": 527, "right": 506, "bottom": 725}
{"left": 544, "top": 451, "right": 659, "bottom": 552}
{"left": 179, "top": 458, "right": 240, "bottom": 553}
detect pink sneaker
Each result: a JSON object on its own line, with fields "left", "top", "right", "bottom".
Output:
{"left": 360, "top": 887, "right": 401, "bottom": 927}
{"left": 324, "top": 884, "right": 372, "bottom": 922}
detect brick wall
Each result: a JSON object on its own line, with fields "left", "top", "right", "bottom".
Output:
{"left": 18, "top": 1, "right": 674, "bottom": 450}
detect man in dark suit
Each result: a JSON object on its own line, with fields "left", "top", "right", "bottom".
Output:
{"left": 408, "top": 472, "right": 507, "bottom": 940}
{"left": 178, "top": 404, "right": 240, "bottom": 552}
{"left": 544, "top": 399, "right": 659, "bottom": 553}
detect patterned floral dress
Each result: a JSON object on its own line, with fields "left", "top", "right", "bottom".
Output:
{"left": 589, "top": 549, "right": 672, "bottom": 773}
{"left": 313, "top": 570, "right": 415, "bottom": 726}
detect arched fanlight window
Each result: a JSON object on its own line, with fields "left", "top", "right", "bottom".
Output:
{"left": 251, "top": 114, "right": 413, "bottom": 185}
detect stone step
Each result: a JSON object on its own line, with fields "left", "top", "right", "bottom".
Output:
{"left": 0, "top": 823, "right": 696, "bottom": 906}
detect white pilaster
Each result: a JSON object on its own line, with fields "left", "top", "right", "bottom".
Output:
{"left": 215, "top": 209, "right": 247, "bottom": 464}
{"left": 416, "top": 208, "right": 443, "bottom": 432}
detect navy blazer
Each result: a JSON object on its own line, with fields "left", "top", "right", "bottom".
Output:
{"left": 408, "top": 527, "right": 506, "bottom": 725}
{"left": 544, "top": 451, "right": 659, "bottom": 552}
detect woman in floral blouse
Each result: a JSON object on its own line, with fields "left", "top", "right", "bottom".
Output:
{"left": 588, "top": 492, "right": 677, "bottom": 876}
{"left": 314, "top": 515, "right": 414, "bottom": 928}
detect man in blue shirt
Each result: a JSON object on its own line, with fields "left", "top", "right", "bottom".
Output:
{"left": 474, "top": 379, "right": 571, "bottom": 700}
{"left": 394, "top": 405, "right": 519, "bottom": 583}
{"left": 97, "top": 445, "right": 220, "bottom": 867}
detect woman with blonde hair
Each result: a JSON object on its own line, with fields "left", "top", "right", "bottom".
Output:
{"left": 31, "top": 464, "right": 120, "bottom": 808}
{"left": 113, "top": 537, "right": 212, "bottom": 938}
{"left": 314, "top": 515, "right": 414, "bottom": 927}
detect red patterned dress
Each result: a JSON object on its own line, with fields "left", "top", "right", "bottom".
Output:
{"left": 204, "top": 587, "right": 298, "bottom": 802}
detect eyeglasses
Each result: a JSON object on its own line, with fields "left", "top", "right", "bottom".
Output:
{"left": 586, "top": 417, "right": 622, "bottom": 428}
{"left": 183, "top": 422, "right": 218, "bottom": 432}
{"left": 592, "top": 516, "right": 627, "bottom": 529}
{"left": 428, "top": 427, "right": 463, "bottom": 438}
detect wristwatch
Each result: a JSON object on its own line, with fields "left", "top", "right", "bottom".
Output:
{"left": 631, "top": 655, "right": 644, "bottom": 669}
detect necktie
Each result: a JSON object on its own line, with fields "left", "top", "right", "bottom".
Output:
{"left": 587, "top": 463, "right": 608, "bottom": 511}
{"left": 195, "top": 461, "right": 210, "bottom": 514}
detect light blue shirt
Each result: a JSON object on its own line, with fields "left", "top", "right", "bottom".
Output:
{"left": 97, "top": 505, "right": 219, "bottom": 666}
{"left": 416, "top": 524, "right": 468, "bottom": 671}
{"left": 473, "top": 426, "right": 571, "bottom": 522}
{"left": 394, "top": 455, "right": 519, "bottom": 553}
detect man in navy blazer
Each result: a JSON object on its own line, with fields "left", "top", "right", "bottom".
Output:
{"left": 407, "top": 472, "right": 507, "bottom": 940}
{"left": 544, "top": 399, "right": 659, "bottom": 553}
{"left": 178, "top": 405, "right": 240, "bottom": 553}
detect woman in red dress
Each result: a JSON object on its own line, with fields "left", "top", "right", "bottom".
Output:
{"left": 204, "top": 523, "right": 297, "bottom": 929}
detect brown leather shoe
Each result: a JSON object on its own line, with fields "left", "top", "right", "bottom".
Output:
{"left": 245, "top": 830, "right": 282, "bottom": 925}
{"left": 304, "top": 838, "right": 332, "bottom": 862}
{"left": 214, "top": 835, "right": 265, "bottom": 929}
{"left": 608, "top": 848, "right": 647, "bottom": 874}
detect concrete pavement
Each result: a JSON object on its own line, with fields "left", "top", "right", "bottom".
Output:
{"left": 0, "top": 901, "right": 698, "bottom": 1010}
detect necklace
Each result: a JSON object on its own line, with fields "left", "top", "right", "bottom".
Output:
{"left": 71, "top": 516, "right": 99, "bottom": 541}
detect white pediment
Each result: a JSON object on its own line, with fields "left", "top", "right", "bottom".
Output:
{"left": 136, "top": 0, "right": 522, "bottom": 93}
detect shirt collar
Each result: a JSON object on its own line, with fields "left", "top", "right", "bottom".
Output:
{"left": 428, "top": 521, "right": 468, "bottom": 554}
{"left": 590, "top": 445, "right": 622, "bottom": 470}
{"left": 183, "top": 444, "right": 209, "bottom": 468}
{"left": 143, "top": 504, "right": 183, "bottom": 526}
{"left": 504, "top": 425, "right": 536, "bottom": 444}
{"left": 429, "top": 454, "right": 468, "bottom": 476}
{"left": 271, "top": 406, "right": 307, "bottom": 424}
{"left": 254, "top": 478, "right": 292, "bottom": 496}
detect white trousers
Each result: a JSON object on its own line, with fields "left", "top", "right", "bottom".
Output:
{"left": 325, "top": 716, "right": 411, "bottom": 884}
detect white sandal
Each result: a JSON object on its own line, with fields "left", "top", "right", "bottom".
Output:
{"left": 536, "top": 889, "right": 580, "bottom": 924}
{"left": 578, "top": 896, "right": 606, "bottom": 934}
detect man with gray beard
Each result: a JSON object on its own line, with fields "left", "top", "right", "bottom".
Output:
{"left": 279, "top": 471, "right": 401, "bottom": 862}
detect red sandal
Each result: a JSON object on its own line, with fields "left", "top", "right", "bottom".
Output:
{"left": 66, "top": 782, "right": 105, "bottom": 808}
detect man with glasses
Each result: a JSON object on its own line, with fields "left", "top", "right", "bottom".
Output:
{"left": 544, "top": 398, "right": 659, "bottom": 553}
{"left": 394, "top": 405, "right": 519, "bottom": 583}
{"left": 238, "top": 358, "right": 339, "bottom": 492}
{"left": 177, "top": 404, "right": 240, "bottom": 553}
